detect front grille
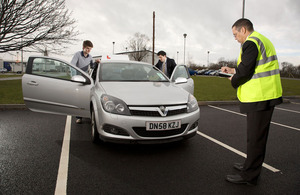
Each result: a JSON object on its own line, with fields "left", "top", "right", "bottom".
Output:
{"left": 132, "top": 124, "right": 188, "bottom": 137}
{"left": 130, "top": 110, "right": 160, "bottom": 117}
{"left": 168, "top": 108, "right": 187, "bottom": 116}
{"left": 130, "top": 108, "right": 187, "bottom": 117}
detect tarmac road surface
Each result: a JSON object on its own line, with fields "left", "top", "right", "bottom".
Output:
{"left": 0, "top": 103, "right": 299, "bottom": 194}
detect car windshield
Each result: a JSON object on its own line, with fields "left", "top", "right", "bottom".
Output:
{"left": 99, "top": 62, "right": 169, "bottom": 82}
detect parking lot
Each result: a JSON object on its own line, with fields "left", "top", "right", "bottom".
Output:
{"left": 0, "top": 100, "right": 299, "bottom": 194}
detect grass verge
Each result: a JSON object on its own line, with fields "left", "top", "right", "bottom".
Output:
{"left": 0, "top": 79, "right": 24, "bottom": 104}
{"left": 193, "top": 76, "right": 237, "bottom": 101}
{"left": 0, "top": 76, "right": 299, "bottom": 104}
{"left": 0, "top": 74, "right": 23, "bottom": 78}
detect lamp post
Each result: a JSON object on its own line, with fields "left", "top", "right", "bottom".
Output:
{"left": 16, "top": 51, "right": 19, "bottom": 62}
{"left": 183, "top": 33, "right": 187, "bottom": 64}
{"left": 177, "top": 51, "right": 179, "bottom": 63}
{"left": 112, "top": 42, "right": 115, "bottom": 54}
{"left": 242, "top": 0, "right": 245, "bottom": 18}
{"left": 207, "top": 51, "right": 210, "bottom": 67}
{"left": 152, "top": 11, "right": 155, "bottom": 65}
{"left": 21, "top": 39, "right": 23, "bottom": 73}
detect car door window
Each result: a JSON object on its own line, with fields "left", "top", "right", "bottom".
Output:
{"left": 172, "top": 65, "right": 189, "bottom": 81}
{"left": 32, "top": 58, "right": 82, "bottom": 80}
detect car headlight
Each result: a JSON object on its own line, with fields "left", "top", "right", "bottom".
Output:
{"left": 101, "top": 95, "right": 131, "bottom": 116}
{"left": 187, "top": 94, "right": 198, "bottom": 113}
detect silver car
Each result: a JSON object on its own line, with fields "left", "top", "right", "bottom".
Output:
{"left": 22, "top": 56, "right": 200, "bottom": 144}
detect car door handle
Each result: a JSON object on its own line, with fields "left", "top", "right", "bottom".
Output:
{"left": 27, "top": 81, "right": 39, "bottom": 86}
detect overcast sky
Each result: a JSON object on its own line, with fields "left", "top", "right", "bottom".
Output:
{"left": 2, "top": 0, "right": 300, "bottom": 66}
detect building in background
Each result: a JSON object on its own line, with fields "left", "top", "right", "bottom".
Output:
{"left": 0, "top": 60, "right": 26, "bottom": 73}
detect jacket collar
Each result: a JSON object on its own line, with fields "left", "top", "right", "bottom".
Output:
{"left": 81, "top": 51, "right": 90, "bottom": 58}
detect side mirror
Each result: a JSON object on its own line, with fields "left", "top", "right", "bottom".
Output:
{"left": 71, "top": 75, "right": 91, "bottom": 84}
{"left": 175, "top": 77, "right": 188, "bottom": 84}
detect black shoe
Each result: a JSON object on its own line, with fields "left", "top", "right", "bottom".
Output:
{"left": 233, "top": 163, "right": 244, "bottom": 171}
{"left": 226, "top": 174, "right": 256, "bottom": 186}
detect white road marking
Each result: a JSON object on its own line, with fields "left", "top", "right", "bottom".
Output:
{"left": 208, "top": 105, "right": 246, "bottom": 116}
{"left": 208, "top": 105, "right": 300, "bottom": 132}
{"left": 269, "top": 121, "right": 300, "bottom": 132}
{"left": 291, "top": 102, "right": 300, "bottom": 105}
{"left": 275, "top": 107, "right": 300, "bottom": 114}
{"left": 197, "top": 131, "right": 280, "bottom": 173}
{"left": 55, "top": 115, "right": 71, "bottom": 195}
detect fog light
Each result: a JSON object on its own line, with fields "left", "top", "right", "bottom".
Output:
{"left": 111, "top": 127, "right": 119, "bottom": 134}
{"left": 189, "top": 121, "right": 198, "bottom": 131}
{"left": 103, "top": 124, "right": 129, "bottom": 136}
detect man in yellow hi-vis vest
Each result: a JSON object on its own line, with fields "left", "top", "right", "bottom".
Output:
{"left": 221, "top": 18, "right": 283, "bottom": 185}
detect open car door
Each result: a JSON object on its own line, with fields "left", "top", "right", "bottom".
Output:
{"left": 22, "top": 56, "right": 93, "bottom": 118}
{"left": 170, "top": 65, "right": 194, "bottom": 94}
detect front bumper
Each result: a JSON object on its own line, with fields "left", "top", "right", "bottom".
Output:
{"left": 95, "top": 107, "right": 200, "bottom": 144}
{"left": 99, "top": 131, "right": 197, "bottom": 144}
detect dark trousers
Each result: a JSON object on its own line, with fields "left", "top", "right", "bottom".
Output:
{"left": 241, "top": 106, "right": 275, "bottom": 181}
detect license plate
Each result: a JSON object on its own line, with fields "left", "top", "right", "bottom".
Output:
{"left": 146, "top": 120, "right": 181, "bottom": 131}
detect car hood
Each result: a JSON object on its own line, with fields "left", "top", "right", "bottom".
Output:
{"left": 100, "top": 82, "right": 189, "bottom": 105}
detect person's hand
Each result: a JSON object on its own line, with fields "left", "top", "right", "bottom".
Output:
{"left": 95, "top": 59, "right": 100, "bottom": 64}
{"left": 221, "top": 67, "right": 235, "bottom": 74}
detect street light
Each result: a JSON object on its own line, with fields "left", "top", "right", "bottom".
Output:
{"left": 112, "top": 42, "right": 115, "bottom": 54}
{"left": 183, "top": 33, "right": 187, "bottom": 64}
{"left": 177, "top": 51, "right": 179, "bottom": 63}
{"left": 207, "top": 51, "right": 210, "bottom": 67}
{"left": 16, "top": 52, "right": 19, "bottom": 62}
{"left": 21, "top": 39, "right": 24, "bottom": 73}
{"left": 242, "top": 0, "right": 245, "bottom": 18}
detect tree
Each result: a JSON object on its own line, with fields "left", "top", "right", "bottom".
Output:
{"left": 126, "top": 33, "right": 151, "bottom": 61}
{"left": 281, "top": 62, "right": 297, "bottom": 78}
{"left": 0, "top": 0, "right": 79, "bottom": 54}
{"left": 208, "top": 58, "right": 237, "bottom": 70}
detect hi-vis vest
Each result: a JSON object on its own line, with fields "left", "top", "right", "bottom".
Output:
{"left": 237, "top": 31, "right": 282, "bottom": 103}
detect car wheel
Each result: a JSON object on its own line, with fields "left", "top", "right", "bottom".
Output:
{"left": 91, "top": 109, "right": 100, "bottom": 143}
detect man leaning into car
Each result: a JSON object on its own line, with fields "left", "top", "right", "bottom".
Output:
{"left": 155, "top": 50, "right": 177, "bottom": 78}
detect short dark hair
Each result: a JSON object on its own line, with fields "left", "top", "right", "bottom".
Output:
{"left": 157, "top": 50, "right": 166, "bottom": 56}
{"left": 232, "top": 18, "right": 254, "bottom": 32}
{"left": 83, "top": 40, "right": 93, "bottom": 48}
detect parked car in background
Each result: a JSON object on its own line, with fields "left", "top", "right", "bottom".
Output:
{"left": 188, "top": 68, "right": 197, "bottom": 76}
{"left": 204, "top": 70, "right": 213, "bottom": 75}
{"left": 197, "top": 69, "right": 207, "bottom": 75}
{"left": 22, "top": 56, "right": 200, "bottom": 144}
{"left": 210, "top": 70, "right": 222, "bottom": 76}
{"left": 0, "top": 68, "right": 7, "bottom": 73}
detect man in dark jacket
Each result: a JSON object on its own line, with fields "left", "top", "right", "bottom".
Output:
{"left": 155, "top": 50, "right": 176, "bottom": 78}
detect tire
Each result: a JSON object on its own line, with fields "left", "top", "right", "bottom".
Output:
{"left": 91, "top": 109, "right": 100, "bottom": 143}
